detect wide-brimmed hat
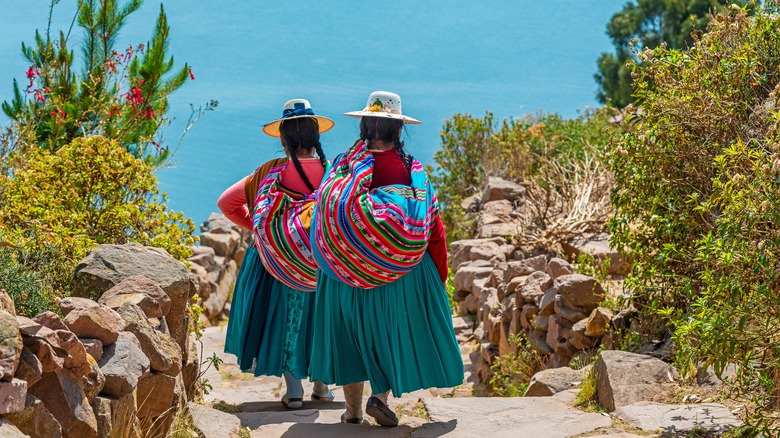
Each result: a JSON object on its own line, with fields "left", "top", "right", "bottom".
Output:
{"left": 343, "top": 91, "right": 422, "bottom": 124}
{"left": 262, "top": 98, "right": 335, "bottom": 137}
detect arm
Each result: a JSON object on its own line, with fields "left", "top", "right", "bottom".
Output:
{"left": 426, "top": 215, "right": 449, "bottom": 283}
{"left": 217, "top": 177, "right": 253, "bottom": 231}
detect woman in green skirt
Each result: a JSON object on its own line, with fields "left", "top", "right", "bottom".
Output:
{"left": 310, "top": 91, "right": 464, "bottom": 426}
{"left": 220, "top": 98, "right": 335, "bottom": 409}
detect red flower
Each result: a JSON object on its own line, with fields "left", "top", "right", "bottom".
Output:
{"left": 189, "top": 69, "right": 195, "bottom": 80}
{"left": 125, "top": 86, "right": 144, "bottom": 106}
{"left": 34, "top": 90, "right": 45, "bottom": 102}
{"left": 109, "top": 105, "right": 121, "bottom": 117}
{"left": 143, "top": 107, "right": 156, "bottom": 120}
{"left": 26, "top": 66, "right": 38, "bottom": 87}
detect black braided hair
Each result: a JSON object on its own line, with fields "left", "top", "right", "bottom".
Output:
{"left": 279, "top": 117, "right": 327, "bottom": 193}
{"left": 359, "top": 116, "right": 412, "bottom": 181}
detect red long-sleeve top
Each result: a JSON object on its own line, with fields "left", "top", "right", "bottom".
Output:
{"left": 370, "top": 149, "right": 449, "bottom": 283}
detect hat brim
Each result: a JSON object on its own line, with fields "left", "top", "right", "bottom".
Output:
{"left": 343, "top": 111, "right": 422, "bottom": 124}
{"left": 262, "top": 115, "right": 335, "bottom": 137}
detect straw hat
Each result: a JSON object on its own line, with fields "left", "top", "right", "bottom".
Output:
{"left": 343, "top": 91, "right": 422, "bottom": 124}
{"left": 262, "top": 98, "right": 335, "bottom": 137}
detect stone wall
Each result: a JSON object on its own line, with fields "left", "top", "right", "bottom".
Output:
{"left": 0, "top": 243, "right": 202, "bottom": 438}
{"left": 450, "top": 177, "right": 629, "bottom": 383}
{"left": 188, "top": 213, "right": 251, "bottom": 326}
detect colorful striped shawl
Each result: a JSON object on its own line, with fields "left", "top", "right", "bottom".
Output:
{"left": 252, "top": 161, "right": 318, "bottom": 292}
{"left": 312, "top": 140, "right": 439, "bottom": 288}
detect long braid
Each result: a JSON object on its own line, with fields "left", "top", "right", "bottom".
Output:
{"left": 280, "top": 118, "right": 319, "bottom": 193}
{"left": 392, "top": 138, "right": 412, "bottom": 182}
{"left": 314, "top": 142, "right": 327, "bottom": 170}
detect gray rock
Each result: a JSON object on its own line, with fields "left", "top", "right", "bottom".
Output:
{"left": 595, "top": 350, "right": 679, "bottom": 411}
{"left": 554, "top": 274, "right": 605, "bottom": 314}
{"left": 0, "top": 310, "right": 22, "bottom": 381}
{"left": 199, "top": 230, "right": 241, "bottom": 258}
{"left": 518, "top": 271, "right": 553, "bottom": 304}
{"left": 553, "top": 296, "right": 588, "bottom": 323}
{"left": 97, "top": 332, "right": 150, "bottom": 398}
{"left": 546, "top": 257, "right": 574, "bottom": 279}
{"left": 525, "top": 367, "right": 587, "bottom": 397}
{"left": 80, "top": 338, "right": 103, "bottom": 362}
{"left": 613, "top": 401, "right": 742, "bottom": 434}
{"left": 28, "top": 369, "right": 97, "bottom": 438}
{"left": 63, "top": 305, "right": 125, "bottom": 346}
{"left": 71, "top": 243, "right": 194, "bottom": 360}
{"left": 521, "top": 255, "right": 548, "bottom": 273}
{"left": 450, "top": 237, "right": 507, "bottom": 271}
{"left": 92, "top": 391, "right": 138, "bottom": 438}
{"left": 585, "top": 307, "right": 613, "bottom": 337}
{"left": 200, "top": 212, "right": 238, "bottom": 234}
{"left": 188, "top": 402, "right": 241, "bottom": 438}
{"left": 6, "top": 394, "right": 62, "bottom": 438}
{"left": 537, "top": 288, "right": 557, "bottom": 317}
{"left": 182, "top": 334, "right": 201, "bottom": 400}
{"left": 453, "top": 264, "right": 494, "bottom": 293}
{"left": 58, "top": 297, "right": 98, "bottom": 317}
{"left": 98, "top": 275, "right": 172, "bottom": 318}
{"left": 529, "top": 329, "right": 553, "bottom": 354}
{"left": 418, "top": 397, "right": 610, "bottom": 438}
{"left": 482, "top": 176, "right": 526, "bottom": 202}
{"left": 114, "top": 303, "right": 182, "bottom": 376}
{"left": 137, "top": 372, "right": 177, "bottom": 418}
{"left": 0, "top": 378, "right": 27, "bottom": 414}
{"left": 14, "top": 349, "right": 42, "bottom": 387}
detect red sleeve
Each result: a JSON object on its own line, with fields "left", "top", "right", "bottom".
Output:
{"left": 217, "top": 177, "right": 253, "bottom": 231}
{"left": 426, "top": 215, "right": 448, "bottom": 283}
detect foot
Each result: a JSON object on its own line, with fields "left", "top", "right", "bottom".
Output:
{"left": 340, "top": 413, "right": 362, "bottom": 424}
{"left": 311, "top": 381, "right": 335, "bottom": 401}
{"left": 365, "top": 396, "right": 398, "bottom": 427}
{"left": 281, "top": 393, "right": 303, "bottom": 409}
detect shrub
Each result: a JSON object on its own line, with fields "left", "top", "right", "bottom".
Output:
{"left": 608, "top": 4, "right": 780, "bottom": 431}
{"left": 429, "top": 108, "right": 616, "bottom": 245}
{"left": 0, "top": 135, "right": 195, "bottom": 294}
{"left": 487, "top": 334, "right": 544, "bottom": 397}
{"left": 0, "top": 247, "right": 56, "bottom": 317}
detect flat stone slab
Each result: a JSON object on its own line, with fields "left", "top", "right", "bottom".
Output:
{"left": 613, "top": 401, "right": 742, "bottom": 434}
{"left": 415, "top": 397, "right": 611, "bottom": 438}
{"left": 189, "top": 402, "right": 241, "bottom": 438}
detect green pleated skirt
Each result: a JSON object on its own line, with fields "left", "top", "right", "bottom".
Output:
{"left": 224, "top": 244, "right": 314, "bottom": 379}
{"left": 309, "top": 253, "right": 464, "bottom": 397}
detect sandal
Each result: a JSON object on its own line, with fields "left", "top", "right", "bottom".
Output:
{"left": 281, "top": 394, "right": 303, "bottom": 409}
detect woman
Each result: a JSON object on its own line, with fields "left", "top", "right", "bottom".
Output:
{"left": 219, "top": 98, "right": 334, "bottom": 409}
{"left": 310, "top": 91, "right": 464, "bottom": 426}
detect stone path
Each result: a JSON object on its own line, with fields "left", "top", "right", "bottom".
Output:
{"left": 191, "top": 321, "right": 736, "bottom": 438}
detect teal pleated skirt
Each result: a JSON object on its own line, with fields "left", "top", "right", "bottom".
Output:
{"left": 309, "top": 253, "right": 464, "bottom": 397}
{"left": 224, "top": 244, "right": 315, "bottom": 379}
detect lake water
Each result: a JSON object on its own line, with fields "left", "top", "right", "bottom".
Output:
{"left": 0, "top": 0, "right": 625, "bottom": 225}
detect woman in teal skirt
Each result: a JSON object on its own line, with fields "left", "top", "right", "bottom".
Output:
{"left": 220, "top": 98, "right": 335, "bottom": 408}
{"left": 310, "top": 91, "right": 464, "bottom": 426}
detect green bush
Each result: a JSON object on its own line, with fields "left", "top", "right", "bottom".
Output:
{"left": 0, "top": 135, "right": 195, "bottom": 295}
{"left": 0, "top": 247, "right": 55, "bottom": 317}
{"left": 609, "top": 4, "right": 780, "bottom": 430}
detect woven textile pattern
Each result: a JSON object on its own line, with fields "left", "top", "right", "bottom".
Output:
{"left": 253, "top": 162, "right": 318, "bottom": 292}
{"left": 312, "top": 140, "right": 439, "bottom": 288}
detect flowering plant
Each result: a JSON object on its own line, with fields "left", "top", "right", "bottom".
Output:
{"left": 1, "top": 0, "right": 211, "bottom": 169}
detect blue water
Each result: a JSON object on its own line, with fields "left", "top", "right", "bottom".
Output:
{"left": 0, "top": 1, "right": 625, "bottom": 225}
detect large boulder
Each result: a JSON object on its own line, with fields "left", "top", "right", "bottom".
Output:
{"left": 71, "top": 243, "right": 194, "bottom": 358}
{"left": 0, "top": 310, "right": 22, "bottom": 381}
{"left": 453, "top": 263, "right": 494, "bottom": 293}
{"left": 98, "top": 275, "right": 172, "bottom": 318}
{"left": 28, "top": 369, "right": 97, "bottom": 438}
{"left": 92, "top": 391, "right": 138, "bottom": 438}
{"left": 63, "top": 305, "right": 125, "bottom": 346}
{"left": 188, "top": 402, "right": 242, "bottom": 438}
{"left": 5, "top": 394, "right": 62, "bottom": 438}
{"left": 525, "top": 367, "right": 588, "bottom": 397}
{"left": 199, "top": 230, "right": 241, "bottom": 258}
{"left": 18, "top": 320, "right": 64, "bottom": 374}
{"left": 97, "top": 332, "right": 150, "bottom": 398}
{"left": 517, "top": 271, "right": 553, "bottom": 304}
{"left": 613, "top": 401, "right": 742, "bottom": 434}
{"left": 546, "top": 257, "right": 574, "bottom": 279}
{"left": 114, "top": 303, "right": 182, "bottom": 376}
{"left": 59, "top": 297, "right": 98, "bottom": 317}
{"left": 15, "top": 349, "right": 43, "bottom": 387}
{"left": 595, "top": 350, "right": 678, "bottom": 411}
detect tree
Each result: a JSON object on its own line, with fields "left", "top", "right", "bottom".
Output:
{"left": 1, "top": 0, "right": 199, "bottom": 168}
{"left": 595, "top": 0, "right": 748, "bottom": 108}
